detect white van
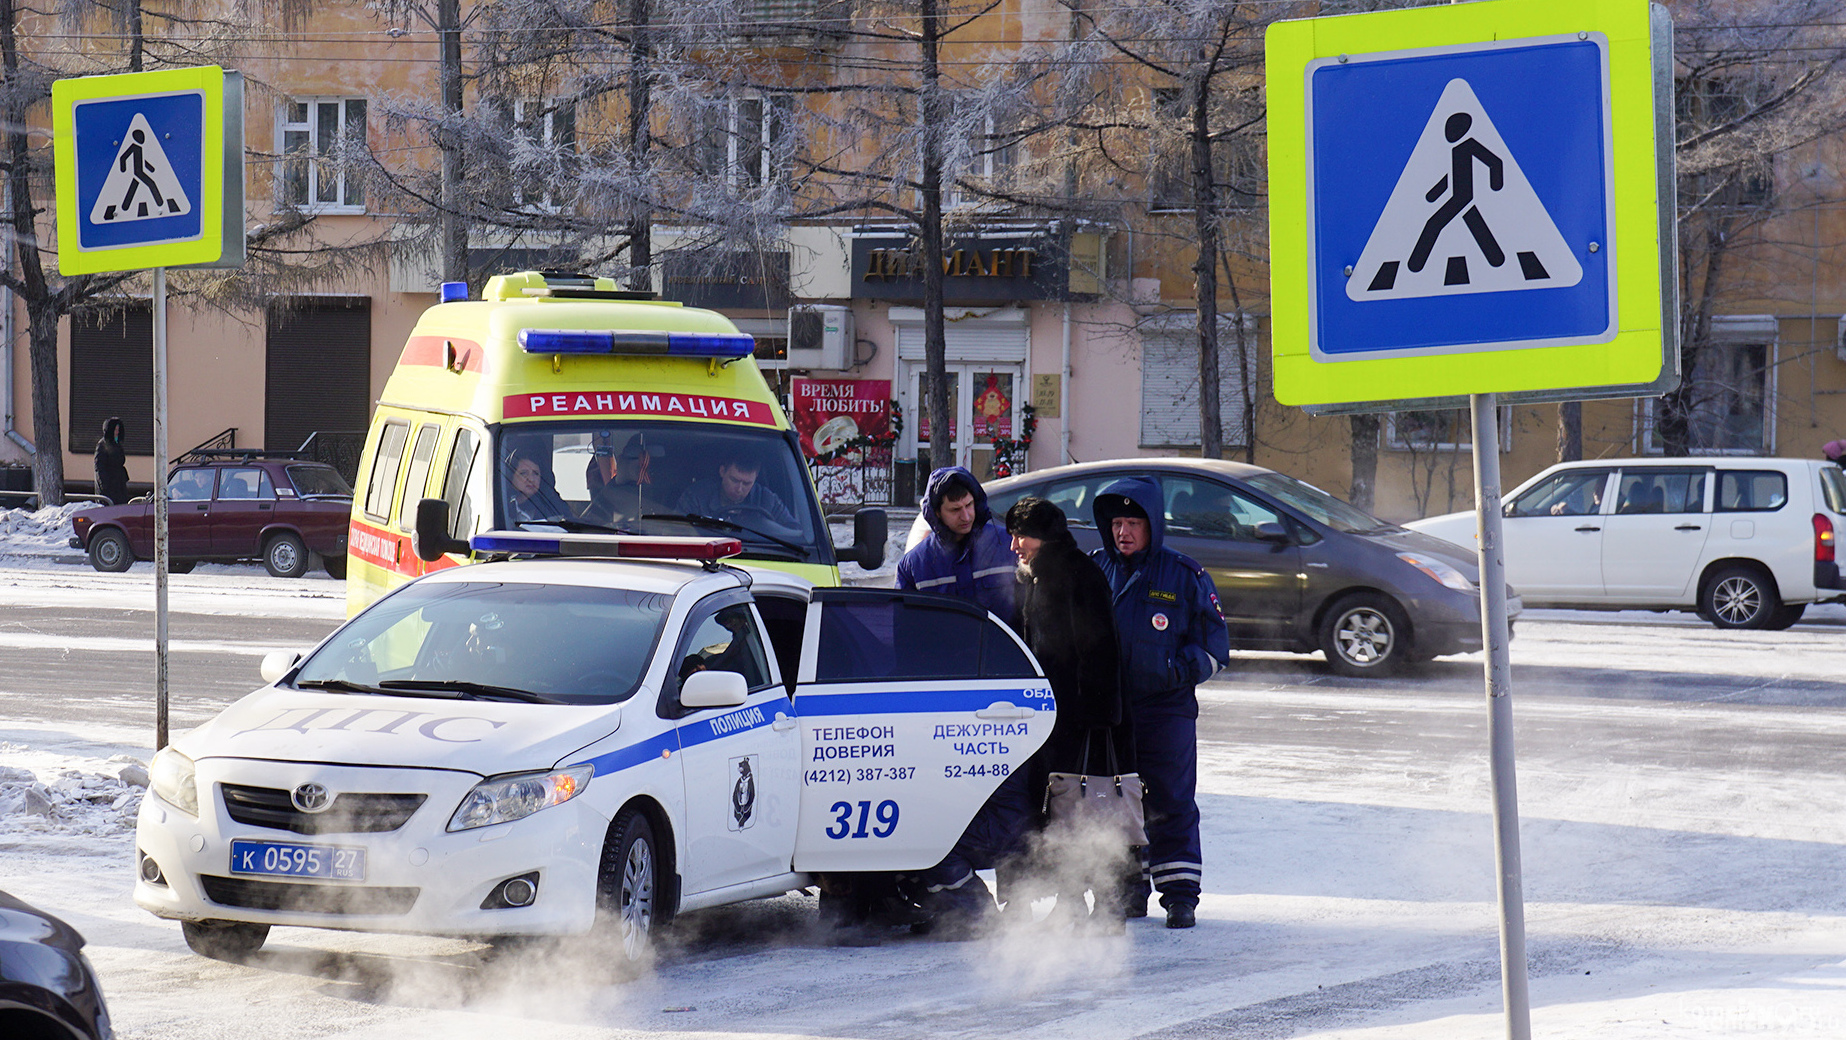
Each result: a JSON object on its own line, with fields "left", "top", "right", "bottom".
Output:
{"left": 1408, "top": 457, "right": 1846, "bottom": 628}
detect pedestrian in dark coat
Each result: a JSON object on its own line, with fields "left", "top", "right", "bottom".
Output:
{"left": 94, "top": 418, "right": 129, "bottom": 505}
{"left": 1006, "top": 496, "right": 1135, "bottom": 929}
{"left": 1092, "top": 477, "right": 1230, "bottom": 929}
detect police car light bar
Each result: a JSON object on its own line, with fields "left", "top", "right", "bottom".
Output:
{"left": 471, "top": 531, "right": 744, "bottom": 560}
{"left": 516, "top": 328, "right": 756, "bottom": 359}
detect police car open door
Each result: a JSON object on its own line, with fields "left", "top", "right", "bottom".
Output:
{"left": 791, "top": 588, "right": 1053, "bottom": 871}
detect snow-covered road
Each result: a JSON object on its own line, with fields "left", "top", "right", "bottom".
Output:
{"left": 3, "top": 563, "right": 1845, "bottom": 1038}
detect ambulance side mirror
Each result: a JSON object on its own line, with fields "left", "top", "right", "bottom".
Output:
{"left": 843, "top": 508, "right": 887, "bottom": 569}
{"left": 680, "top": 669, "right": 749, "bottom": 709}
{"left": 412, "top": 498, "right": 470, "bottom": 562}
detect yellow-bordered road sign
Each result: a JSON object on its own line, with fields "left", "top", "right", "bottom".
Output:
{"left": 53, "top": 66, "right": 227, "bottom": 275}
{"left": 1266, "top": 0, "right": 1674, "bottom": 408}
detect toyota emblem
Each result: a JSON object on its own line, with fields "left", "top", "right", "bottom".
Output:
{"left": 291, "top": 783, "right": 331, "bottom": 813}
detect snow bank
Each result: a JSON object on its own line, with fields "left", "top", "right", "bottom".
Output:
{"left": 0, "top": 502, "right": 89, "bottom": 561}
{"left": 0, "top": 745, "right": 145, "bottom": 849}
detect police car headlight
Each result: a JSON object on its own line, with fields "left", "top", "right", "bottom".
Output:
{"left": 448, "top": 765, "right": 594, "bottom": 832}
{"left": 1397, "top": 552, "right": 1475, "bottom": 592}
{"left": 149, "top": 747, "right": 199, "bottom": 817}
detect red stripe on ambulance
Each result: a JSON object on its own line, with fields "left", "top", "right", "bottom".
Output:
{"left": 502, "top": 391, "right": 776, "bottom": 425}
{"left": 349, "top": 520, "right": 460, "bottom": 577}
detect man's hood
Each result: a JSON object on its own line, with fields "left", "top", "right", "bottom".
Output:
{"left": 921, "top": 466, "right": 992, "bottom": 539}
{"left": 176, "top": 687, "right": 624, "bottom": 773}
{"left": 1094, "top": 476, "right": 1166, "bottom": 562}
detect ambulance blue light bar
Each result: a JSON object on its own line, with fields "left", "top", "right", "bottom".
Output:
{"left": 471, "top": 531, "right": 744, "bottom": 560}
{"left": 516, "top": 329, "right": 756, "bottom": 359}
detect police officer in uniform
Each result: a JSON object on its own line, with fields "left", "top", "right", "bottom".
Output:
{"left": 1092, "top": 477, "right": 1230, "bottom": 929}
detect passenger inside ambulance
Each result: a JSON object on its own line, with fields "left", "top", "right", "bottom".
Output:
{"left": 496, "top": 421, "right": 824, "bottom": 562}
{"left": 505, "top": 451, "right": 573, "bottom": 524}
{"left": 582, "top": 431, "right": 669, "bottom": 525}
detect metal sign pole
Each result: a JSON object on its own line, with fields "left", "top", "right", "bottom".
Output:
{"left": 1471, "top": 390, "right": 1529, "bottom": 1039}
{"left": 154, "top": 265, "right": 169, "bottom": 750}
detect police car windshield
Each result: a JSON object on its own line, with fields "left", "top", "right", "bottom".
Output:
{"left": 292, "top": 581, "right": 674, "bottom": 706}
{"left": 1243, "top": 472, "right": 1400, "bottom": 534}
{"left": 494, "top": 420, "right": 824, "bottom": 561}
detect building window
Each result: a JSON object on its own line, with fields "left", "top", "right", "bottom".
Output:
{"left": 945, "top": 101, "right": 1016, "bottom": 210}
{"left": 1146, "top": 86, "right": 1260, "bottom": 214}
{"left": 278, "top": 98, "right": 367, "bottom": 211}
{"left": 695, "top": 96, "right": 791, "bottom": 191}
{"left": 512, "top": 98, "right": 577, "bottom": 211}
{"left": 1384, "top": 408, "right": 1512, "bottom": 451}
{"left": 1138, "top": 319, "right": 1255, "bottom": 449}
{"left": 1642, "top": 318, "right": 1775, "bottom": 455}
{"left": 67, "top": 306, "right": 153, "bottom": 456}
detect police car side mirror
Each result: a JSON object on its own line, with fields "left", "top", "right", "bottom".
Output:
{"left": 260, "top": 650, "right": 301, "bottom": 685}
{"left": 1254, "top": 521, "right": 1292, "bottom": 544}
{"left": 845, "top": 508, "right": 888, "bottom": 569}
{"left": 412, "top": 498, "right": 470, "bottom": 562}
{"left": 680, "top": 670, "right": 749, "bottom": 709}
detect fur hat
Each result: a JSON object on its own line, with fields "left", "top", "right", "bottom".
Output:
{"left": 1825, "top": 439, "right": 1846, "bottom": 461}
{"left": 1005, "top": 496, "right": 1069, "bottom": 541}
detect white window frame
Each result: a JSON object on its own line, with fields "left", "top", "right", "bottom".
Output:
{"left": 698, "top": 95, "right": 790, "bottom": 192}
{"left": 1137, "top": 313, "right": 1257, "bottom": 449}
{"left": 1384, "top": 407, "right": 1513, "bottom": 452}
{"left": 1638, "top": 315, "right": 1778, "bottom": 456}
{"left": 276, "top": 97, "right": 367, "bottom": 213}
{"left": 945, "top": 112, "right": 1016, "bottom": 211}
{"left": 511, "top": 98, "right": 577, "bottom": 212}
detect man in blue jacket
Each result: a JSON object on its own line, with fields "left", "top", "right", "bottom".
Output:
{"left": 897, "top": 466, "right": 1017, "bottom": 623}
{"left": 1092, "top": 477, "right": 1230, "bottom": 929}
{"left": 890, "top": 466, "right": 1025, "bottom": 934}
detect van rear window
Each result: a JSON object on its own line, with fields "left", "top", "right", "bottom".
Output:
{"left": 1821, "top": 466, "right": 1846, "bottom": 514}
{"left": 1716, "top": 471, "right": 1787, "bottom": 513}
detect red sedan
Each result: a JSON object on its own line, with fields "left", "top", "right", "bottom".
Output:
{"left": 70, "top": 455, "right": 351, "bottom": 578}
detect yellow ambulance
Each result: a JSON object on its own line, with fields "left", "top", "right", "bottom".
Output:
{"left": 345, "top": 271, "right": 885, "bottom": 614}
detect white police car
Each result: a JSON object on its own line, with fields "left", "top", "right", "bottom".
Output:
{"left": 133, "top": 531, "right": 1051, "bottom": 962}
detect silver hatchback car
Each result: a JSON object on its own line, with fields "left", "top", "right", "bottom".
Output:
{"left": 907, "top": 459, "right": 1518, "bottom": 676}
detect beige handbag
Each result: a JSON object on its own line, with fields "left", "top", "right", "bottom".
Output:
{"left": 1044, "top": 731, "right": 1148, "bottom": 847}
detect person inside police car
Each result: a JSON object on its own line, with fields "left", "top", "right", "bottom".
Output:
{"left": 583, "top": 432, "right": 669, "bottom": 526}
{"left": 1092, "top": 477, "right": 1229, "bottom": 930}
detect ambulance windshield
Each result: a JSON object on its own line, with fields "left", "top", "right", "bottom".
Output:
{"left": 293, "top": 580, "right": 675, "bottom": 706}
{"left": 493, "top": 420, "right": 826, "bottom": 562}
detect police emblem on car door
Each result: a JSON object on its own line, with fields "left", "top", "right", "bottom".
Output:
{"left": 791, "top": 588, "right": 1053, "bottom": 872}
{"left": 668, "top": 598, "right": 798, "bottom": 893}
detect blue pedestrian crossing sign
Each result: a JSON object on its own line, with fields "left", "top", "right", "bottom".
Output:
{"left": 1309, "top": 38, "right": 1613, "bottom": 361}
{"left": 54, "top": 66, "right": 243, "bottom": 275}
{"left": 1266, "top": 0, "right": 1674, "bottom": 408}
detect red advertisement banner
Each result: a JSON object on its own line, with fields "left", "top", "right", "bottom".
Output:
{"left": 791, "top": 379, "right": 892, "bottom": 457}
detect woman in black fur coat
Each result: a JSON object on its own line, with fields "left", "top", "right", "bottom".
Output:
{"left": 1005, "top": 496, "right": 1135, "bottom": 927}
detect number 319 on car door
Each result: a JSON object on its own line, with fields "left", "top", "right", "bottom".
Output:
{"left": 790, "top": 589, "right": 1053, "bottom": 872}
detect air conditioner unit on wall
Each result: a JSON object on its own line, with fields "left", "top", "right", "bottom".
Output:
{"left": 787, "top": 304, "right": 853, "bottom": 369}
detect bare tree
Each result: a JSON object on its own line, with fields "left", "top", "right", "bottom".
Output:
{"left": 1057, "top": 0, "right": 1278, "bottom": 460}
{"left": 1662, "top": 1, "right": 1846, "bottom": 455}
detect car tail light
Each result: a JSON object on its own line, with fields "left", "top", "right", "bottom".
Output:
{"left": 1814, "top": 513, "right": 1835, "bottom": 563}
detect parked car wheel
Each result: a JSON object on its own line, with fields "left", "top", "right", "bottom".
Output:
{"left": 1319, "top": 593, "right": 1410, "bottom": 677}
{"left": 87, "top": 528, "right": 133, "bottom": 572}
{"left": 1763, "top": 602, "right": 1807, "bottom": 631}
{"left": 263, "top": 532, "right": 309, "bottom": 578}
{"left": 322, "top": 553, "right": 347, "bottom": 580}
{"left": 1701, "top": 565, "right": 1779, "bottom": 629}
{"left": 181, "top": 919, "right": 269, "bottom": 962}
{"left": 598, "top": 809, "right": 662, "bottom": 967}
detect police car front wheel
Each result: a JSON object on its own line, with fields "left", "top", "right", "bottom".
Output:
{"left": 182, "top": 919, "right": 269, "bottom": 962}
{"left": 1319, "top": 593, "right": 1410, "bottom": 677}
{"left": 599, "top": 808, "right": 662, "bottom": 963}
